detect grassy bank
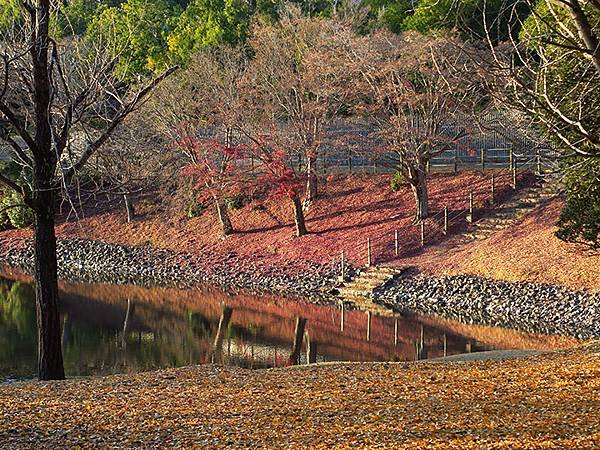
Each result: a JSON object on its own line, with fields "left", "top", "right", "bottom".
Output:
{"left": 1, "top": 343, "right": 598, "bottom": 448}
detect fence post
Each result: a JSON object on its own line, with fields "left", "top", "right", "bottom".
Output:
{"left": 367, "top": 238, "right": 372, "bottom": 267}
{"left": 394, "top": 230, "right": 399, "bottom": 257}
{"left": 443, "top": 205, "right": 448, "bottom": 235}
{"left": 454, "top": 147, "right": 458, "bottom": 173}
{"left": 509, "top": 148, "right": 513, "bottom": 170}
{"left": 426, "top": 160, "right": 431, "bottom": 174}
{"left": 420, "top": 221, "right": 425, "bottom": 246}
{"left": 491, "top": 174, "right": 495, "bottom": 204}
{"left": 481, "top": 148, "right": 485, "bottom": 171}
{"left": 348, "top": 151, "right": 352, "bottom": 174}
{"left": 340, "top": 250, "right": 345, "bottom": 281}
{"left": 512, "top": 164, "right": 517, "bottom": 190}
{"left": 467, "top": 190, "right": 474, "bottom": 223}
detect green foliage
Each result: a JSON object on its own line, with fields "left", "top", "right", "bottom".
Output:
{"left": 51, "top": 0, "right": 120, "bottom": 37}
{"left": 556, "top": 158, "right": 600, "bottom": 248}
{"left": 0, "top": 0, "right": 23, "bottom": 32}
{"left": 168, "top": 0, "right": 249, "bottom": 64}
{"left": 402, "top": 0, "right": 528, "bottom": 41}
{"left": 186, "top": 201, "right": 207, "bottom": 218}
{"left": 86, "top": 0, "right": 183, "bottom": 78}
{"left": 0, "top": 191, "right": 33, "bottom": 229}
{"left": 390, "top": 171, "right": 405, "bottom": 191}
{"left": 224, "top": 195, "right": 248, "bottom": 210}
{"left": 358, "top": 0, "right": 412, "bottom": 34}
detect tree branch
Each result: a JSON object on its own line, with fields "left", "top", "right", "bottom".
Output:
{"left": 61, "top": 66, "right": 178, "bottom": 183}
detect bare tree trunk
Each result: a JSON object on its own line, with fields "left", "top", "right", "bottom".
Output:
{"left": 304, "top": 154, "right": 318, "bottom": 206}
{"left": 411, "top": 170, "right": 429, "bottom": 222}
{"left": 291, "top": 194, "right": 307, "bottom": 237}
{"left": 33, "top": 192, "right": 65, "bottom": 380}
{"left": 215, "top": 198, "right": 234, "bottom": 236}
{"left": 30, "top": 0, "right": 65, "bottom": 381}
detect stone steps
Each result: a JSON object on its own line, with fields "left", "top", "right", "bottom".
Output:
{"left": 464, "top": 174, "right": 561, "bottom": 242}
{"left": 337, "top": 266, "right": 402, "bottom": 316}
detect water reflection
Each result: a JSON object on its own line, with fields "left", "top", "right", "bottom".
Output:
{"left": 0, "top": 274, "right": 578, "bottom": 381}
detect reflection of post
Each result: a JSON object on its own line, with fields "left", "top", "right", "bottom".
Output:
{"left": 366, "top": 311, "right": 371, "bottom": 341}
{"left": 212, "top": 305, "right": 233, "bottom": 364}
{"left": 61, "top": 314, "right": 70, "bottom": 349}
{"left": 121, "top": 298, "right": 135, "bottom": 350}
{"left": 443, "top": 334, "right": 447, "bottom": 357}
{"left": 290, "top": 317, "right": 307, "bottom": 365}
{"left": 394, "top": 318, "right": 398, "bottom": 346}
{"left": 305, "top": 331, "right": 317, "bottom": 364}
{"left": 340, "top": 302, "right": 345, "bottom": 332}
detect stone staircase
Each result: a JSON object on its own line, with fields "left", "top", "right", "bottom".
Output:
{"left": 465, "top": 173, "right": 562, "bottom": 241}
{"left": 337, "top": 266, "right": 402, "bottom": 316}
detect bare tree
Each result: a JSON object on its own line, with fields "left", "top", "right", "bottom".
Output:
{"left": 150, "top": 47, "right": 249, "bottom": 236}
{"left": 484, "top": 0, "right": 599, "bottom": 157}
{"left": 248, "top": 9, "right": 357, "bottom": 207}
{"left": 0, "top": 1, "right": 174, "bottom": 380}
{"left": 353, "top": 31, "right": 485, "bottom": 221}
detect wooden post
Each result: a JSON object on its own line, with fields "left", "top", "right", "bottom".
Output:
{"left": 340, "top": 301, "right": 345, "bottom": 332}
{"left": 466, "top": 342, "right": 472, "bottom": 353}
{"left": 509, "top": 148, "right": 513, "bottom": 170}
{"left": 348, "top": 151, "right": 352, "bottom": 174}
{"left": 491, "top": 174, "right": 496, "bottom": 204}
{"left": 340, "top": 250, "right": 345, "bottom": 281}
{"left": 426, "top": 160, "right": 430, "bottom": 174}
{"left": 367, "top": 238, "right": 372, "bottom": 267}
{"left": 366, "top": 311, "right": 371, "bottom": 341}
{"left": 454, "top": 147, "right": 458, "bottom": 173}
{"left": 420, "top": 221, "right": 425, "bottom": 246}
{"left": 481, "top": 148, "right": 485, "bottom": 171}
{"left": 373, "top": 159, "right": 377, "bottom": 174}
{"left": 468, "top": 190, "right": 474, "bottom": 223}
{"left": 394, "top": 230, "right": 399, "bottom": 257}
{"left": 443, "top": 334, "right": 447, "bottom": 357}
{"left": 123, "top": 195, "right": 135, "bottom": 223}
{"left": 512, "top": 165, "right": 517, "bottom": 190}
{"left": 394, "top": 318, "right": 398, "bottom": 346}
{"left": 443, "top": 205, "right": 448, "bottom": 235}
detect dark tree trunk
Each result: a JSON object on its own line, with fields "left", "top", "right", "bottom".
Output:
{"left": 289, "top": 317, "right": 307, "bottom": 365}
{"left": 291, "top": 194, "right": 307, "bottom": 237}
{"left": 304, "top": 154, "right": 318, "bottom": 206}
{"left": 411, "top": 169, "right": 429, "bottom": 222}
{"left": 215, "top": 198, "right": 234, "bottom": 236}
{"left": 33, "top": 193, "right": 65, "bottom": 380}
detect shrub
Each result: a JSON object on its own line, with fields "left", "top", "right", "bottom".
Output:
{"left": 390, "top": 171, "right": 405, "bottom": 191}
{"left": 186, "top": 201, "right": 206, "bottom": 218}
{"left": 556, "top": 158, "right": 600, "bottom": 248}
{"left": 0, "top": 191, "right": 33, "bottom": 229}
{"left": 224, "top": 195, "right": 249, "bottom": 210}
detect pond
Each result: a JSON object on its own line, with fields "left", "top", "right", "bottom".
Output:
{"left": 0, "top": 272, "right": 578, "bottom": 381}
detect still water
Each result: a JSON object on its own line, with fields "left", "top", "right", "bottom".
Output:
{"left": 0, "top": 273, "right": 577, "bottom": 381}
